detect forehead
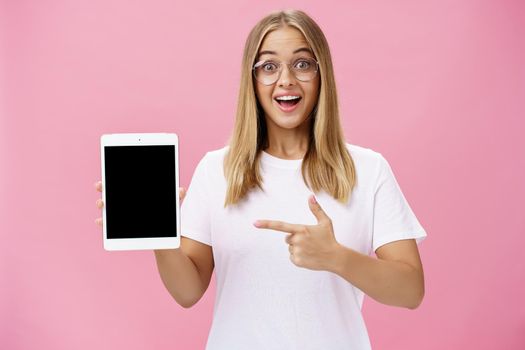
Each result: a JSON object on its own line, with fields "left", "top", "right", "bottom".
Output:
{"left": 258, "top": 26, "right": 310, "bottom": 56}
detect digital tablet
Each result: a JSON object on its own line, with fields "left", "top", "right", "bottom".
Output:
{"left": 100, "top": 133, "right": 180, "bottom": 251}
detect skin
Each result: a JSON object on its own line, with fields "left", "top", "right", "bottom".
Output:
{"left": 95, "top": 181, "right": 215, "bottom": 308}
{"left": 254, "top": 196, "right": 425, "bottom": 309}
{"left": 254, "top": 25, "right": 320, "bottom": 159}
{"left": 94, "top": 26, "right": 425, "bottom": 310}
{"left": 253, "top": 26, "right": 425, "bottom": 309}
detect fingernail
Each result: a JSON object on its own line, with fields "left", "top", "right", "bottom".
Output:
{"left": 253, "top": 220, "right": 261, "bottom": 227}
{"left": 310, "top": 195, "right": 317, "bottom": 204}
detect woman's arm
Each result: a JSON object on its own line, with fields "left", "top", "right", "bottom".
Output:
{"left": 254, "top": 196, "right": 425, "bottom": 309}
{"left": 329, "top": 239, "right": 425, "bottom": 309}
{"left": 154, "top": 237, "right": 214, "bottom": 308}
{"left": 95, "top": 182, "right": 214, "bottom": 308}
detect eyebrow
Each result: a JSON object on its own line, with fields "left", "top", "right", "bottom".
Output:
{"left": 258, "top": 47, "right": 313, "bottom": 57}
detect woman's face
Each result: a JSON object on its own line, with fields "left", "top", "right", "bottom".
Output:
{"left": 254, "top": 26, "right": 320, "bottom": 132}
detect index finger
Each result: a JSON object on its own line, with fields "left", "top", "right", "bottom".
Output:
{"left": 253, "top": 220, "right": 300, "bottom": 234}
{"left": 94, "top": 181, "right": 102, "bottom": 192}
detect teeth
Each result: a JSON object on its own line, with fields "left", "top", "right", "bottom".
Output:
{"left": 275, "top": 96, "right": 301, "bottom": 101}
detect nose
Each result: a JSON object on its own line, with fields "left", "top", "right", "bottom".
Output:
{"left": 277, "top": 64, "right": 296, "bottom": 87}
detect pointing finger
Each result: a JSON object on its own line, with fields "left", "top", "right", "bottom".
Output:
{"left": 253, "top": 220, "right": 300, "bottom": 234}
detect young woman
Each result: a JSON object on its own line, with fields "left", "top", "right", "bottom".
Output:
{"left": 95, "top": 9, "right": 426, "bottom": 350}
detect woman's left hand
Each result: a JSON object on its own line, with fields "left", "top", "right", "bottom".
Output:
{"left": 254, "top": 195, "right": 341, "bottom": 271}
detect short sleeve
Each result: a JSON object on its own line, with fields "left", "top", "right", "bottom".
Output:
{"left": 372, "top": 154, "right": 427, "bottom": 253}
{"left": 181, "top": 153, "right": 212, "bottom": 246}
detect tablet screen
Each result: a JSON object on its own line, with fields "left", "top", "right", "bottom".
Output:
{"left": 104, "top": 145, "right": 177, "bottom": 239}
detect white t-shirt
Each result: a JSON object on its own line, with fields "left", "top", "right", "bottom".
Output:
{"left": 181, "top": 143, "right": 427, "bottom": 350}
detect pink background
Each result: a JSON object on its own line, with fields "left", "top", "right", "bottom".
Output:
{"left": 2, "top": 0, "right": 524, "bottom": 349}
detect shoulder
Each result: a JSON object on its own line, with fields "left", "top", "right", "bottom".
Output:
{"left": 195, "top": 145, "right": 229, "bottom": 179}
{"left": 345, "top": 142, "right": 385, "bottom": 169}
{"left": 344, "top": 142, "right": 391, "bottom": 190}
{"left": 202, "top": 145, "right": 229, "bottom": 165}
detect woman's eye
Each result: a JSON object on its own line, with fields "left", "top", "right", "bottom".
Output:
{"left": 263, "top": 62, "right": 277, "bottom": 72}
{"left": 294, "top": 60, "right": 311, "bottom": 70}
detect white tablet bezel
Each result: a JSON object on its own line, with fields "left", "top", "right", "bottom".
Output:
{"left": 100, "top": 133, "right": 180, "bottom": 251}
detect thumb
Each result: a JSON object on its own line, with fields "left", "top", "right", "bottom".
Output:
{"left": 179, "top": 187, "right": 187, "bottom": 201}
{"left": 308, "top": 194, "right": 329, "bottom": 223}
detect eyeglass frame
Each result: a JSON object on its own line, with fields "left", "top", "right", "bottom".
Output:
{"left": 252, "top": 57, "right": 320, "bottom": 86}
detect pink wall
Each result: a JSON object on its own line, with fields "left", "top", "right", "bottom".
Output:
{"left": 2, "top": 0, "right": 524, "bottom": 349}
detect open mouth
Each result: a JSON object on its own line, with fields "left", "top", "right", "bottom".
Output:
{"left": 274, "top": 96, "right": 302, "bottom": 108}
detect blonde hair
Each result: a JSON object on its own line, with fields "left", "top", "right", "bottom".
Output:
{"left": 223, "top": 9, "right": 357, "bottom": 207}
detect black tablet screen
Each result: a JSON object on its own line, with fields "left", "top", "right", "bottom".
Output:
{"left": 104, "top": 145, "right": 177, "bottom": 239}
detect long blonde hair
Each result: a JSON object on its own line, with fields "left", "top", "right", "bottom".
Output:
{"left": 223, "top": 9, "right": 357, "bottom": 207}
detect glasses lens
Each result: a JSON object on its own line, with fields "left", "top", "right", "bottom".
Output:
{"left": 253, "top": 60, "right": 279, "bottom": 85}
{"left": 253, "top": 58, "right": 318, "bottom": 85}
{"left": 293, "top": 58, "right": 318, "bottom": 82}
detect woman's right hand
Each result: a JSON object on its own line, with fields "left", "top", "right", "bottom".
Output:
{"left": 94, "top": 181, "right": 187, "bottom": 227}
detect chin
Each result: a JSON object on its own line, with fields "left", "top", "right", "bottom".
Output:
{"left": 271, "top": 114, "right": 308, "bottom": 129}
